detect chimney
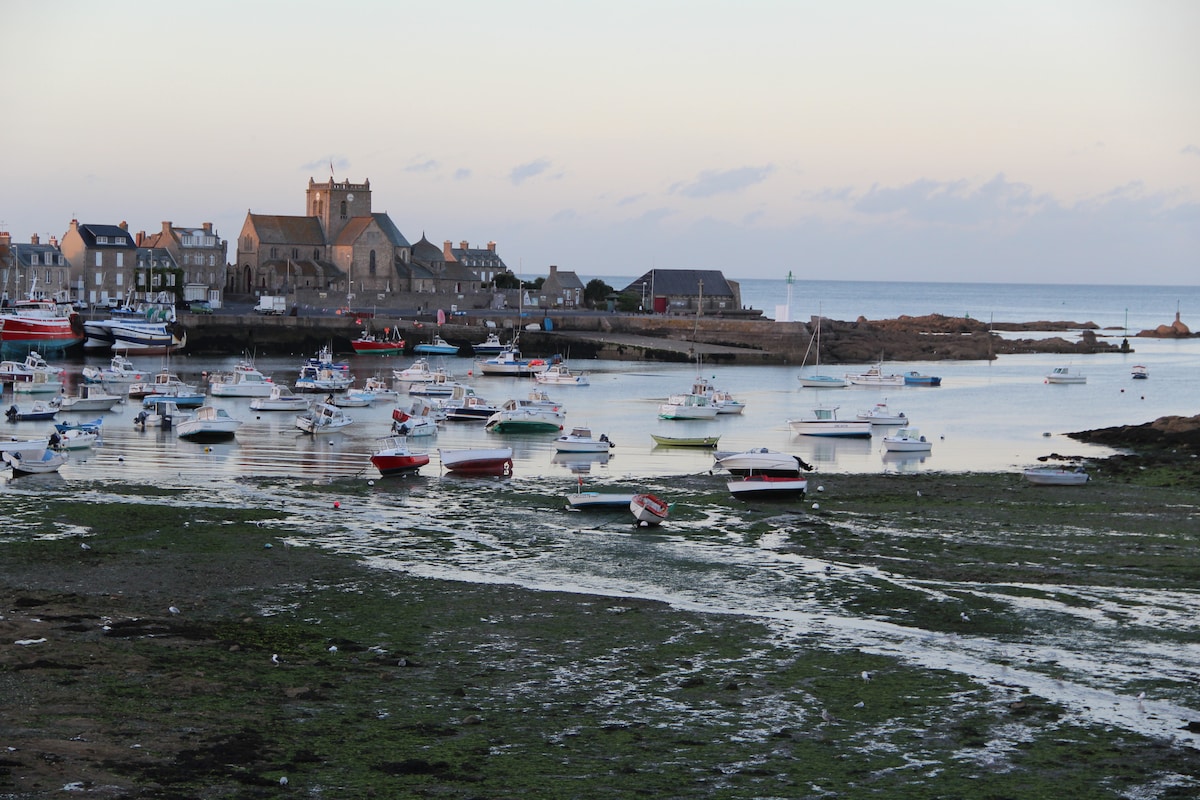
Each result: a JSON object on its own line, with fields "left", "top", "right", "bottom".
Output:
{"left": 443, "top": 240, "right": 454, "bottom": 260}
{"left": 487, "top": 241, "right": 496, "bottom": 252}
{"left": 30, "top": 233, "right": 40, "bottom": 245}
{"left": 549, "top": 265, "right": 558, "bottom": 275}
{"left": 202, "top": 222, "right": 213, "bottom": 233}
{"left": 460, "top": 240, "right": 469, "bottom": 250}
{"left": 49, "top": 236, "right": 58, "bottom": 247}
{"left": 135, "top": 231, "right": 147, "bottom": 246}
{"left": 162, "top": 221, "right": 173, "bottom": 236}
{"left": 118, "top": 221, "right": 128, "bottom": 231}
{"left": 0, "top": 231, "right": 9, "bottom": 247}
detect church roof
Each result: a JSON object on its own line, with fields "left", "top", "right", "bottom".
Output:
{"left": 247, "top": 214, "right": 325, "bottom": 246}
{"left": 332, "top": 214, "right": 412, "bottom": 249}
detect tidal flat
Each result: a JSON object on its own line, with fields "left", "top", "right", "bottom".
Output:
{"left": 2, "top": 458, "right": 1199, "bottom": 799}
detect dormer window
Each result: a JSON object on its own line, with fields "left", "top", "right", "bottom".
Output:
{"left": 97, "top": 236, "right": 108, "bottom": 245}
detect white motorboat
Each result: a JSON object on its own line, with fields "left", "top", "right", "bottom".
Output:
{"left": 175, "top": 405, "right": 243, "bottom": 440}
{"left": 331, "top": 389, "right": 375, "bottom": 408}
{"left": 391, "top": 405, "right": 439, "bottom": 437}
{"left": 554, "top": 426, "right": 614, "bottom": 453}
{"left": 3, "top": 448, "right": 67, "bottom": 475}
{"left": 566, "top": 491, "right": 637, "bottom": 510}
{"left": 441, "top": 386, "right": 501, "bottom": 422}
{"left": 1023, "top": 466, "right": 1089, "bottom": 485}
{"left": 12, "top": 370, "right": 63, "bottom": 394}
{"left": 1131, "top": 365, "right": 1149, "bottom": 380}
{"left": 0, "top": 437, "right": 54, "bottom": 459}
{"left": 209, "top": 361, "right": 275, "bottom": 397}
{"left": 845, "top": 362, "right": 904, "bottom": 386}
{"left": 472, "top": 333, "right": 507, "bottom": 356}
{"left": 881, "top": 428, "right": 932, "bottom": 452}
{"left": 484, "top": 398, "right": 566, "bottom": 433}
{"left": 0, "top": 351, "right": 66, "bottom": 385}
{"left": 438, "top": 447, "right": 514, "bottom": 474}
{"left": 370, "top": 435, "right": 431, "bottom": 476}
{"left": 51, "top": 427, "right": 100, "bottom": 451}
{"left": 534, "top": 362, "right": 590, "bottom": 386}
{"left": 133, "top": 399, "right": 192, "bottom": 430}
{"left": 691, "top": 377, "right": 745, "bottom": 414}
{"left": 82, "top": 354, "right": 149, "bottom": 391}
{"left": 630, "top": 493, "right": 670, "bottom": 526}
{"left": 715, "top": 448, "right": 812, "bottom": 476}
{"left": 727, "top": 474, "right": 808, "bottom": 499}
{"left": 1045, "top": 366, "right": 1086, "bottom": 384}
{"left": 406, "top": 371, "right": 464, "bottom": 397}
{"left": 393, "top": 358, "right": 440, "bottom": 383}
{"left": 362, "top": 376, "right": 400, "bottom": 398}
{"left": 658, "top": 393, "right": 718, "bottom": 420}
{"left": 56, "top": 384, "right": 122, "bottom": 412}
{"left": 128, "top": 368, "right": 197, "bottom": 399}
{"left": 294, "top": 346, "right": 353, "bottom": 392}
{"left": 857, "top": 402, "right": 908, "bottom": 425}
{"left": 788, "top": 407, "right": 873, "bottom": 437}
{"left": 249, "top": 384, "right": 310, "bottom": 412}
{"left": 5, "top": 401, "right": 58, "bottom": 421}
{"left": 295, "top": 402, "right": 353, "bottom": 434}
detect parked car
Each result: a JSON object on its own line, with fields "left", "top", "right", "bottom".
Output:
{"left": 189, "top": 301, "right": 213, "bottom": 314}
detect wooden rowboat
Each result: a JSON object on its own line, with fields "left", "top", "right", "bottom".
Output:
{"left": 650, "top": 434, "right": 720, "bottom": 448}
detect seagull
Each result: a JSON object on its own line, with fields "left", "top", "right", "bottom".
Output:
{"left": 271, "top": 653, "right": 280, "bottom": 666}
{"left": 821, "top": 709, "right": 836, "bottom": 724}
{"left": 328, "top": 645, "right": 338, "bottom": 653}
{"left": 861, "top": 670, "right": 871, "bottom": 682}
{"left": 960, "top": 612, "right": 971, "bottom": 623}
{"left": 853, "top": 701, "right": 865, "bottom": 708}
{"left": 168, "top": 606, "right": 181, "bottom": 615}
{"left": 80, "top": 542, "right": 91, "bottom": 550}
{"left": 279, "top": 776, "right": 289, "bottom": 786}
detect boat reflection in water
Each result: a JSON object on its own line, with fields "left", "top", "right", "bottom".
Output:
{"left": 881, "top": 449, "right": 932, "bottom": 473}
{"left": 551, "top": 450, "right": 611, "bottom": 474}
{"left": 794, "top": 434, "right": 874, "bottom": 468}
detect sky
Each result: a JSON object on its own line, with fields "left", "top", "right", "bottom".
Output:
{"left": 2, "top": 0, "right": 1198, "bottom": 285}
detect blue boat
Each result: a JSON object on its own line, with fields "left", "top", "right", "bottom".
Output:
{"left": 412, "top": 336, "right": 459, "bottom": 356}
{"left": 903, "top": 371, "right": 942, "bottom": 386}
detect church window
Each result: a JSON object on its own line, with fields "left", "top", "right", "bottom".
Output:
{"left": 313, "top": 248, "right": 320, "bottom": 259}
{"left": 369, "top": 250, "right": 376, "bottom": 275}
{"left": 292, "top": 248, "right": 299, "bottom": 259}
{"left": 340, "top": 200, "right": 347, "bottom": 218}
{"left": 270, "top": 247, "right": 277, "bottom": 258}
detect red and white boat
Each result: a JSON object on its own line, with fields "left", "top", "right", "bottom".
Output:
{"left": 727, "top": 474, "right": 808, "bottom": 500}
{"left": 437, "top": 447, "right": 513, "bottom": 475}
{"left": 370, "top": 435, "right": 431, "bottom": 476}
{"left": 0, "top": 285, "right": 84, "bottom": 356}
{"left": 351, "top": 327, "right": 405, "bottom": 356}
{"left": 630, "top": 493, "right": 670, "bottom": 526}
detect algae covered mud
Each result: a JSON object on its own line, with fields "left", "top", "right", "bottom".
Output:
{"left": 2, "top": 461, "right": 1199, "bottom": 798}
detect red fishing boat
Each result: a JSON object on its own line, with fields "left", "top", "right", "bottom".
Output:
{"left": 350, "top": 327, "right": 405, "bottom": 356}
{"left": 369, "top": 435, "right": 431, "bottom": 476}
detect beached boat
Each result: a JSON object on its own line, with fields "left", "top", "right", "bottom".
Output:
{"left": 249, "top": 384, "right": 310, "bottom": 412}
{"left": 1023, "top": 466, "right": 1089, "bottom": 486}
{"left": 715, "top": 448, "right": 813, "bottom": 477}
{"left": 5, "top": 401, "right": 58, "bottom": 422}
{"left": 175, "top": 405, "right": 243, "bottom": 440}
{"left": 484, "top": 398, "right": 566, "bottom": 433}
{"left": 554, "top": 426, "right": 613, "bottom": 453}
{"left": 295, "top": 402, "right": 353, "bottom": 434}
{"left": 351, "top": 327, "right": 405, "bottom": 356}
{"left": 56, "top": 384, "right": 122, "bottom": 412}
{"left": 1130, "top": 365, "right": 1149, "bottom": 380}
{"left": 438, "top": 447, "right": 514, "bottom": 474}
{"left": 881, "top": 428, "right": 932, "bottom": 452}
{"left": 1045, "top": 366, "right": 1086, "bottom": 384}
{"left": 658, "top": 393, "right": 719, "bottom": 420}
{"left": 650, "top": 434, "right": 720, "bottom": 448}
{"left": 856, "top": 402, "right": 909, "bottom": 425}
{"left": 370, "top": 435, "right": 430, "bottom": 476}
{"left": 630, "top": 493, "right": 670, "bottom": 526}
{"left": 787, "top": 406, "right": 873, "bottom": 437}
{"left": 903, "top": 371, "right": 942, "bottom": 386}
{"left": 727, "top": 474, "right": 808, "bottom": 500}
{"left": 472, "top": 332, "right": 507, "bottom": 356}
{"left": 2, "top": 447, "right": 68, "bottom": 475}
{"left": 797, "top": 315, "right": 848, "bottom": 388}
{"left": 0, "top": 437, "right": 52, "bottom": 459}
{"left": 845, "top": 362, "right": 904, "bottom": 386}
{"left": 565, "top": 491, "right": 638, "bottom": 510}
{"left": 209, "top": 361, "right": 275, "bottom": 397}
{"left": 534, "top": 362, "right": 591, "bottom": 386}
{"left": 412, "top": 335, "right": 459, "bottom": 356}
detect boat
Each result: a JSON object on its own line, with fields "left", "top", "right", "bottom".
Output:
{"left": 56, "top": 384, "right": 122, "bottom": 412}
{"left": 5, "top": 401, "right": 58, "bottom": 422}
{"left": 856, "top": 402, "right": 909, "bottom": 425}
{"left": 11, "top": 370, "right": 64, "bottom": 395}
{"left": 332, "top": 388, "right": 375, "bottom": 407}
{"left": 82, "top": 354, "right": 148, "bottom": 390}
{"left": 440, "top": 386, "right": 501, "bottom": 422}
{"left": 362, "top": 375, "right": 400, "bottom": 398}
{"left": 715, "top": 448, "right": 813, "bottom": 477}
{"left": 0, "top": 282, "right": 84, "bottom": 356}
{"left": 391, "top": 404, "right": 439, "bottom": 437}
{"left": 139, "top": 385, "right": 205, "bottom": 408}
{"left": 412, "top": 335, "right": 459, "bottom": 356}
{"left": 406, "top": 370, "right": 464, "bottom": 397}
{"left": 209, "top": 361, "right": 275, "bottom": 397}
{"left": 691, "top": 377, "right": 745, "bottom": 414}
{"left": 566, "top": 491, "right": 637, "bottom": 510}
{"left": 650, "top": 434, "right": 720, "bottom": 448}
{"left": 438, "top": 447, "right": 514, "bottom": 474}
{"left": 128, "top": 368, "right": 198, "bottom": 399}
{"left": 881, "top": 428, "right": 932, "bottom": 452}
{"left": 472, "top": 332, "right": 507, "bottom": 356}
{"left": 369, "top": 435, "right": 430, "bottom": 476}
{"left": 2, "top": 448, "right": 68, "bottom": 475}
{"left": 1131, "top": 365, "right": 1149, "bottom": 380}
{"left": 392, "top": 358, "right": 440, "bottom": 383}
{"left": 295, "top": 402, "right": 353, "bottom": 434}
{"left": 1023, "top": 466, "right": 1090, "bottom": 486}
{"left": 50, "top": 427, "right": 100, "bottom": 451}
{"left": 534, "top": 362, "right": 591, "bottom": 386}
{"left": 54, "top": 418, "right": 103, "bottom": 434}
{"left": 845, "top": 362, "right": 905, "bottom": 386}
{"left": 727, "top": 474, "right": 808, "bottom": 500}
{"left": 630, "top": 493, "right": 670, "bottom": 526}
{"left": 82, "top": 298, "right": 186, "bottom": 355}
{"left": 787, "top": 406, "right": 873, "bottom": 437}
{"left": 133, "top": 399, "right": 192, "bottom": 430}
{"left": 657, "top": 393, "right": 719, "bottom": 420}
{"left": 477, "top": 344, "right": 548, "bottom": 377}
{"left": 797, "top": 315, "right": 848, "bottom": 388}
{"left": 903, "top": 371, "right": 942, "bottom": 386}
{"left": 249, "top": 384, "right": 310, "bottom": 412}
{"left": 294, "top": 346, "right": 354, "bottom": 392}
{"left": 1045, "top": 366, "right": 1086, "bottom": 384}
{"left": 484, "top": 398, "right": 566, "bottom": 433}
{"left": 0, "top": 351, "right": 66, "bottom": 385}
{"left": 350, "top": 327, "right": 405, "bottom": 356}
{"left": 0, "top": 437, "right": 52, "bottom": 459}
{"left": 174, "top": 405, "right": 242, "bottom": 440}
{"left": 554, "top": 426, "right": 613, "bottom": 453}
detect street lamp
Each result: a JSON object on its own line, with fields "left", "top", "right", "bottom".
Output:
{"left": 640, "top": 281, "right": 647, "bottom": 312}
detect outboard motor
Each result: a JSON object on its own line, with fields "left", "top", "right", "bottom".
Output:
{"left": 5, "top": 405, "right": 17, "bottom": 420}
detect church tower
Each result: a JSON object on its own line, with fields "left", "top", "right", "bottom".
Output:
{"left": 307, "top": 177, "right": 371, "bottom": 244}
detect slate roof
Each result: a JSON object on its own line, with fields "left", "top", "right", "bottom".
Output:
{"left": 543, "top": 268, "right": 585, "bottom": 292}
{"left": 451, "top": 245, "right": 507, "bottom": 270}
{"left": 331, "top": 213, "right": 412, "bottom": 249}
{"left": 10, "top": 243, "right": 67, "bottom": 267}
{"left": 248, "top": 214, "right": 326, "bottom": 246}
{"left": 621, "top": 269, "right": 735, "bottom": 297}
{"left": 76, "top": 224, "right": 136, "bottom": 248}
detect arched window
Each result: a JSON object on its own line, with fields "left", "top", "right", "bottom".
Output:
{"left": 369, "top": 250, "right": 376, "bottom": 275}
{"left": 340, "top": 201, "right": 347, "bottom": 218}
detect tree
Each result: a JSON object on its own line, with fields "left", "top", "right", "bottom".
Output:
{"left": 583, "top": 278, "right": 614, "bottom": 308}
{"left": 492, "top": 271, "right": 521, "bottom": 290}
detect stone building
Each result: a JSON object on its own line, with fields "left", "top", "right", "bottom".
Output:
{"left": 137, "top": 221, "right": 227, "bottom": 306}
{"left": 539, "top": 265, "right": 585, "bottom": 308}
{"left": 59, "top": 220, "right": 139, "bottom": 308}
{"left": 2, "top": 233, "right": 71, "bottom": 305}
{"left": 622, "top": 269, "right": 741, "bottom": 315}
{"left": 448, "top": 240, "right": 509, "bottom": 285}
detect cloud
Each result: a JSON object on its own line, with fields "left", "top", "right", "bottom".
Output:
{"left": 404, "top": 159, "right": 439, "bottom": 173}
{"left": 453, "top": 168, "right": 472, "bottom": 180}
{"left": 1182, "top": 144, "right": 1200, "bottom": 157}
{"left": 299, "top": 156, "right": 350, "bottom": 175}
{"left": 853, "top": 174, "right": 1048, "bottom": 225}
{"left": 617, "top": 193, "right": 646, "bottom": 207}
{"left": 510, "top": 158, "right": 552, "bottom": 185}
{"left": 549, "top": 208, "right": 577, "bottom": 223}
{"left": 672, "top": 165, "right": 775, "bottom": 198}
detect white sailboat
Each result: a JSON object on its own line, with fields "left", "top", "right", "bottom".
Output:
{"left": 797, "top": 313, "right": 847, "bottom": 388}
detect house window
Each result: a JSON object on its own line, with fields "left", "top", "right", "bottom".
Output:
{"left": 45, "top": 268, "right": 51, "bottom": 283}
{"left": 209, "top": 254, "right": 215, "bottom": 266}
{"left": 167, "top": 273, "right": 175, "bottom": 287}
{"left": 94, "top": 272, "right": 103, "bottom": 286}
{"left": 94, "top": 252, "right": 102, "bottom": 267}
{"left": 97, "top": 236, "right": 108, "bottom": 245}
{"left": 116, "top": 253, "right": 124, "bottom": 267}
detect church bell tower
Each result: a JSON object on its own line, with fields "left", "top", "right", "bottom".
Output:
{"left": 307, "top": 177, "right": 371, "bottom": 244}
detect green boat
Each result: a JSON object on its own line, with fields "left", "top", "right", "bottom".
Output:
{"left": 650, "top": 434, "right": 720, "bottom": 448}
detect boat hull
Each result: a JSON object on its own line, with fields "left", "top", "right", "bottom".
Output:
{"left": 788, "top": 421, "right": 872, "bottom": 437}
{"left": 566, "top": 492, "right": 636, "bottom": 509}
{"left": 370, "top": 452, "right": 431, "bottom": 475}
{"left": 438, "top": 447, "right": 513, "bottom": 474}
{"left": 630, "top": 493, "right": 669, "bottom": 526}
{"left": 650, "top": 434, "right": 720, "bottom": 448}
{"left": 727, "top": 475, "right": 808, "bottom": 498}
{"left": 1023, "top": 468, "right": 1089, "bottom": 485}
{"left": 2, "top": 448, "right": 67, "bottom": 475}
